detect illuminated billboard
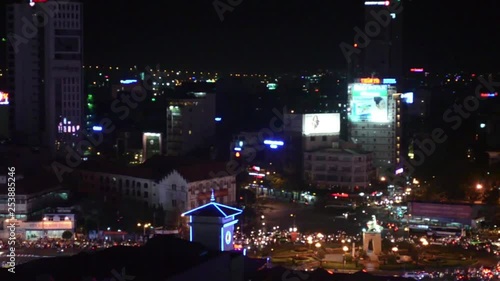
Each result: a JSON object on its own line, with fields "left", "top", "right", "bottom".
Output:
{"left": 349, "top": 84, "right": 388, "bottom": 123}
{"left": 0, "top": 92, "right": 9, "bottom": 105}
{"left": 142, "top": 132, "right": 162, "bottom": 162}
{"left": 302, "top": 113, "right": 340, "bottom": 136}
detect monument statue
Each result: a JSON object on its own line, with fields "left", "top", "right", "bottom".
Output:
{"left": 366, "top": 215, "right": 383, "bottom": 233}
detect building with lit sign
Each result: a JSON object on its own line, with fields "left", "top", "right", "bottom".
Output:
{"left": 282, "top": 113, "right": 342, "bottom": 182}
{"left": 142, "top": 132, "right": 162, "bottom": 162}
{"left": 304, "top": 141, "right": 375, "bottom": 190}
{"left": 181, "top": 190, "right": 242, "bottom": 252}
{"left": 166, "top": 92, "right": 216, "bottom": 156}
{"left": 1, "top": 214, "right": 75, "bottom": 240}
{"left": 0, "top": 91, "right": 9, "bottom": 138}
{"left": 75, "top": 157, "right": 237, "bottom": 223}
{"left": 348, "top": 83, "right": 401, "bottom": 174}
{"left": 230, "top": 132, "right": 285, "bottom": 166}
{"left": 0, "top": 171, "right": 69, "bottom": 237}
{"left": 7, "top": 1, "right": 83, "bottom": 154}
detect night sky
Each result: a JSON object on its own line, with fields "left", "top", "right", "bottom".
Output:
{"left": 3, "top": 0, "right": 500, "bottom": 73}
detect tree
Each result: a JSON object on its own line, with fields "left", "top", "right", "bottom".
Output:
{"left": 62, "top": 230, "right": 73, "bottom": 240}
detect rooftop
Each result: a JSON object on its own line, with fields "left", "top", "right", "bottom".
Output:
{"left": 0, "top": 169, "right": 62, "bottom": 195}
{"left": 77, "top": 155, "right": 231, "bottom": 182}
{"left": 182, "top": 194, "right": 243, "bottom": 218}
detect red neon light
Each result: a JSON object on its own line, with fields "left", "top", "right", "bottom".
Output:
{"left": 384, "top": 1, "right": 390, "bottom": 6}
{"left": 331, "top": 193, "right": 349, "bottom": 198}
{"left": 480, "top": 92, "right": 498, "bottom": 98}
{"left": 410, "top": 68, "right": 424, "bottom": 72}
{"left": 33, "top": 0, "right": 48, "bottom": 2}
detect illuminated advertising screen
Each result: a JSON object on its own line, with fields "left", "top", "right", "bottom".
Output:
{"left": 350, "top": 84, "right": 388, "bottom": 123}
{"left": 302, "top": 113, "right": 340, "bottom": 135}
{"left": 0, "top": 92, "right": 9, "bottom": 105}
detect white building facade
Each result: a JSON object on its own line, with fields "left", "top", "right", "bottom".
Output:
{"left": 77, "top": 167, "right": 236, "bottom": 215}
{"left": 304, "top": 143, "right": 374, "bottom": 189}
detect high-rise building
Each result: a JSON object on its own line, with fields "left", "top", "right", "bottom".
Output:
{"left": 6, "top": 0, "right": 83, "bottom": 154}
{"left": 348, "top": 80, "right": 401, "bottom": 175}
{"left": 363, "top": 0, "right": 403, "bottom": 79}
{"left": 166, "top": 92, "right": 216, "bottom": 156}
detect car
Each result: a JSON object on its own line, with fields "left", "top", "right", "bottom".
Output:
{"left": 402, "top": 272, "right": 423, "bottom": 280}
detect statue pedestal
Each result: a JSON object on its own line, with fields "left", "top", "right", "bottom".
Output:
{"left": 363, "top": 232, "right": 382, "bottom": 256}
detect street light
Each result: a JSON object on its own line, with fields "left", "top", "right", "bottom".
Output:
{"left": 342, "top": 246, "right": 349, "bottom": 269}
{"left": 137, "top": 223, "right": 151, "bottom": 236}
{"left": 42, "top": 217, "right": 48, "bottom": 239}
{"left": 476, "top": 184, "right": 483, "bottom": 190}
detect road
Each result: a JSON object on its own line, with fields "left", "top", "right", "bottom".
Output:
{"left": 0, "top": 247, "right": 83, "bottom": 266}
{"left": 257, "top": 199, "right": 376, "bottom": 235}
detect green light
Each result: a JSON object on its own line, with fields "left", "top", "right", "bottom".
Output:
{"left": 1, "top": 38, "right": 6, "bottom": 42}
{"left": 151, "top": 98, "right": 156, "bottom": 102}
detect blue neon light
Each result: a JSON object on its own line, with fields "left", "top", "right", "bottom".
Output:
{"left": 92, "top": 126, "right": 103, "bottom": 132}
{"left": 120, "top": 79, "right": 138, "bottom": 85}
{"left": 220, "top": 226, "right": 224, "bottom": 251}
{"left": 238, "top": 141, "right": 243, "bottom": 147}
{"left": 382, "top": 78, "right": 397, "bottom": 84}
{"left": 270, "top": 144, "right": 278, "bottom": 149}
{"left": 189, "top": 216, "right": 193, "bottom": 242}
{"left": 181, "top": 202, "right": 243, "bottom": 218}
{"left": 243, "top": 248, "right": 247, "bottom": 256}
{"left": 223, "top": 220, "right": 239, "bottom": 228}
{"left": 215, "top": 117, "right": 222, "bottom": 122}
{"left": 234, "top": 147, "right": 242, "bottom": 151}
{"left": 263, "top": 140, "right": 284, "bottom": 146}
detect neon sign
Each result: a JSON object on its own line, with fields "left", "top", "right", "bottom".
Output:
{"left": 364, "top": 1, "right": 390, "bottom": 5}
{"left": 480, "top": 92, "right": 498, "bottom": 98}
{"left": 331, "top": 193, "right": 349, "bottom": 198}
{"left": 382, "top": 78, "right": 397, "bottom": 84}
{"left": 360, "top": 78, "right": 380, "bottom": 84}
{"left": 0, "top": 92, "right": 9, "bottom": 105}
{"left": 410, "top": 68, "right": 424, "bottom": 72}
{"left": 120, "top": 79, "right": 138, "bottom": 85}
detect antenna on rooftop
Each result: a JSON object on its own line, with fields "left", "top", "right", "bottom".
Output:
{"left": 210, "top": 189, "right": 215, "bottom": 202}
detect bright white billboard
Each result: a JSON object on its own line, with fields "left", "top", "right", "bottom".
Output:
{"left": 349, "top": 84, "right": 389, "bottom": 123}
{"left": 302, "top": 113, "right": 340, "bottom": 135}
